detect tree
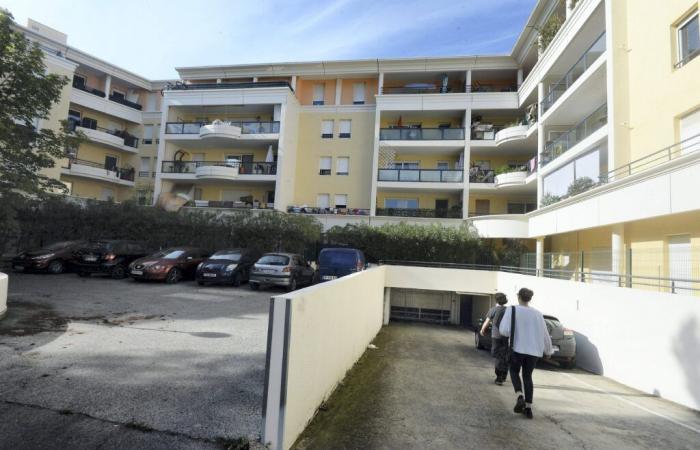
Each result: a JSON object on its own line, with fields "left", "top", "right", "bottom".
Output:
{"left": 0, "top": 10, "right": 83, "bottom": 197}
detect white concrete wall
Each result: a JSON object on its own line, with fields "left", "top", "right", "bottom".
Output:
{"left": 0, "top": 273, "right": 7, "bottom": 319}
{"left": 262, "top": 267, "right": 386, "bottom": 450}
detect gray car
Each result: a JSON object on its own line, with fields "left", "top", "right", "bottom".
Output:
{"left": 249, "top": 253, "right": 316, "bottom": 292}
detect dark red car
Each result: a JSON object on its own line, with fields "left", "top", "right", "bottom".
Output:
{"left": 128, "top": 247, "right": 210, "bottom": 283}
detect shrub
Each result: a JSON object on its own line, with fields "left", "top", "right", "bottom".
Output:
{"left": 540, "top": 192, "right": 562, "bottom": 207}
{"left": 567, "top": 176, "right": 596, "bottom": 197}
{"left": 537, "top": 13, "right": 563, "bottom": 52}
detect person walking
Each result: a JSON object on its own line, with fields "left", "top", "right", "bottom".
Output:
{"left": 479, "top": 292, "right": 509, "bottom": 385}
{"left": 499, "top": 287, "right": 553, "bottom": 419}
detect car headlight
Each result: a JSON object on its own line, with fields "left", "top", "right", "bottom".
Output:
{"left": 225, "top": 263, "right": 237, "bottom": 271}
{"left": 153, "top": 265, "right": 166, "bottom": 271}
{"left": 32, "top": 253, "right": 55, "bottom": 260}
{"left": 197, "top": 262, "right": 204, "bottom": 270}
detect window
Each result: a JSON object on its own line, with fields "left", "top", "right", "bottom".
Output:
{"left": 680, "top": 108, "right": 700, "bottom": 154}
{"left": 393, "top": 161, "right": 420, "bottom": 169}
{"left": 677, "top": 12, "right": 699, "bottom": 68}
{"left": 146, "top": 93, "right": 158, "bottom": 112}
{"left": 317, "top": 193, "right": 330, "bottom": 208}
{"left": 68, "top": 109, "right": 81, "bottom": 130}
{"left": 319, "top": 156, "right": 332, "bottom": 175}
{"left": 139, "top": 157, "right": 150, "bottom": 177}
{"left": 137, "top": 190, "right": 149, "bottom": 206}
{"left": 437, "top": 161, "right": 450, "bottom": 170}
{"left": 321, "top": 120, "right": 334, "bottom": 138}
{"left": 81, "top": 116, "right": 97, "bottom": 130}
{"left": 352, "top": 82, "right": 365, "bottom": 104}
{"left": 143, "top": 125, "right": 154, "bottom": 145}
{"left": 384, "top": 198, "right": 418, "bottom": 209}
{"left": 111, "top": 89, "right": 126, "bottom": 101}
{"left": 336, "top": 157, "right": 349, "bottom": 175}
{"left": 72, "top": 74, "right": 86, "bottom": 89}
{"left": 339, "top": 120, "right": 351, "bottom": 138}
{"left": 507, "top": 202, "right": 536, "bottom": 214}
{"left": 334, "top": 194, "right": 348, "bottom": 208}
{"left": 194, "top": 188, "right": 203, "bottom": 201}
{"left": 104, "top": 155, "right": 118, "bottom": 171}
{"left": 474, "top": 160, "right": 491, "bottom": 170}
{"left": 313, "top": 84, "right": 325, "bottom": 105}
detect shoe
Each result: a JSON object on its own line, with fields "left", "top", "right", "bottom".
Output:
{"left": 514, "top": 395, "right": 526, "bottom": 413}
{"left": 524, "top": 407, "right": 533, "bottom": 419}
{"left": 495, "top": 379, "right": 503, "bottom": 386}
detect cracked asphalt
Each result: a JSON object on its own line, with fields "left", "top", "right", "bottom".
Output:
{"left": 294, "top": 322, "right": 700, "bottom": 450}
{"left": 0, "top": 272, "right": 272, "bottom": 449}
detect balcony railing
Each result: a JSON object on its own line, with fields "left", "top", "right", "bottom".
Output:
{"left": 378, "top": 169, "right": 463, "bottom": 183}
{"left": 66, "top": 158, "right": 135, "bottom": 181}
{"left": 165, "top": 121, "right": 280, "bottom": 135}
{"left": 541, "top": 32, "right": 606, "bottom": 113}
{"left": 471, "top": 126, "right": 503, "bottom": 140}
{"left": 161, "top": 160, "right": 277, "bottom": 175}
{"left": 72, "top": 79, "right": 106, "bottom": 98}
{"left": 468, "top": 168, "right": 495, "bottom": 183}
{"left": 380, "top": 85, "right": 465, "bottom": 94}
{"left": 541, "top": 103, "right": 607, "bottom": 167}
{"left": 375, "top": 207, "right": 462, "bottom": 218}
{"left": 69, "top": 118, "right": 139, "bottom": 148}
{"left": 379, "top": 128, "right": 465, "bottom": 140}
{"left": 467, "top": 83, "right": 518, "bottom": 93}
{"left": 108, "top": 95, "right": 142, "bottom": 111}
{"left": 165, "top": 81, "right": 293, "bottom": 92}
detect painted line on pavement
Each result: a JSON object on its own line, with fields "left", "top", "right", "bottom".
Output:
{"left": 561, "top": 372, "right": 700, "bottom": 435}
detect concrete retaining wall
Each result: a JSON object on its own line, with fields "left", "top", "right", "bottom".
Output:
{"left": 0, "top": 272, "right": 7, "bottom": 319}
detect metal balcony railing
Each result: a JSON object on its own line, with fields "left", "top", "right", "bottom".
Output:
{"left": 161, "top": 160, "right": 277, "bottom": 175}
{"left": 375, "top": 207, "right": 463, "bottom": 218}
{"left": 65, "top": 158, "right": 135, "bottom": 181}
{"left": 470, "top": 126, "right": 504, "bottom": 140}
{"left": 69, "top": 118, "right": 139, "bottom": 148}
{"left": 165, "top": 121, "right": 280, "bottom": 135}
{"left": 378, "top": 169, "right": 463, "bottom": 183}
{"left": 541, "top": 32, "right": 606, "bottom": 113}
{"left": 541, "top": 103, "right": 607, "bottom": 167}
{"left": 380, "top": 85, "right": 465, "bottom": 94}
{"left": 467, "top": 83, "right": 518, "bottom": 93}
{"left": 379, "top": 128, "right": 465, "bottom": 140}
{"left": 72, "top": 79, "right": 106, "bottom": 98}
{"left": 108, "top": 95, "right": 142, "bottom": 111}
{"left": 468, "top": 168, "right": 495, "bottom": 183}
{"left": 165, "top": 81, "right": 294, "bottom": 92}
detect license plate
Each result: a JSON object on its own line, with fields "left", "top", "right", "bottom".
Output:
{"left": 131, "top": 270, "right": 143, "bottom": 275}
{"left": 13, "top": 265, "right": 24, "bottom": 271}
{"left": 322, "top": 275, "right": 337, "bottom": 280}
{"left": 203, "top": 273, "right": 217, "bottom": 277}
{"left": 84, "top": 256, "right": 98, "bottom": 262}
{"left": 552, "top": 345, "right": 560, "bottom": 353}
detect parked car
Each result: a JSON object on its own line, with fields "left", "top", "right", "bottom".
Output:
{"left": 196, "top": 248, "right": 261, "bottom": 286}
{"left": 11, "top": 240, "right": 88, "bottom": 274}
{"left": 249, "top": 253, "right": 316, "bottom": 292}
{"left": 129, "top": 247, "right": 210, "bottom": 283}
{"left": 475, "top": 314, "right": 577, "bottom": 369}
{"left": 72, "top": 240, "right": 150, "bottom": 279}
{"left": 317, "top": 247, "right": 366, "bottom": 282}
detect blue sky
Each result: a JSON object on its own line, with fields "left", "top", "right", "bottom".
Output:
{"left": 3, "top": 0, "right": 536, "bottom": 80}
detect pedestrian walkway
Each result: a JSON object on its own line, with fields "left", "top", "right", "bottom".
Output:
{"left": 294, "top": 322, "right": 700, "bottom": 450}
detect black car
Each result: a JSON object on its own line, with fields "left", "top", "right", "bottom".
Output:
{"left": 11, "top": 240, "right": 87, "bottom": 274}
{"left": 72, "top": 240, "right": 150, "bottom": 279}
{"left": 196, "top": 248, "right": 261, "bottom": 286}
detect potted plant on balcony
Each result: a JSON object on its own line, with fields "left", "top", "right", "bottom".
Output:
{"left": 566, "top": 176, "right": 597, "bottom": 197}
{"left": 540, "top": 192, "right": 562, "bottom": 206}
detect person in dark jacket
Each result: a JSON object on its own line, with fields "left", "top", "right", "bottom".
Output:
{"left": 480, "top": 292, "right": 509, "bottom": 385}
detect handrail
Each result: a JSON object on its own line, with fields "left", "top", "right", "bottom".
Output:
{"left": 467, "top": 83, "right": 518, "bottom": 93}
{"left": 70, "top": 119, "right": 139, "bottom": 148}
{"left": 471, "top": 126, "right": 504, "bottom": 140}
{"left": 377, "top": 168, "right": 463, "bottom": 182}
{"left": 468, "top": 168, "right": 495, "bottom": 183}
{"left": 165, "top": 81, "right": 294, "bottom": 92}
{"left": 108, "top": 95, "right": 142, "bottom": 110}
{"left": 161, "top": 160, "right": 277, "bottom": 175}
{"left": 675, "top": 47, "right": 700, "bottom": 69}
{"left": 381, "top": 86, "right": 463, "bottom": 94}
{"left": 66, "top": 158, "right": 135, "bottom": 181}
{"left": 165, "top": 121, "right": 280, "bottom": 134}
{"left": 541, "top": 103, "right": 607, "bottom": 167}
{"left": 541, "top": 32, "right": 606, "bottom": 113}
{"left": 379, "top": 128, "right": 465, "bottom": 140}
{"left": 375, "top": 207, "right": 463, "bottom": 218}
{"left": 72, "top": 79, "right": 106, "bottom": 98}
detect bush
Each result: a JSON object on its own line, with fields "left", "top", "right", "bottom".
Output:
{"left": 2, "top": 196, "right": 322, "bottom": 256}
{"left": 540, "top": 192, "right": 561, "bottom": 207}
{"left": 567, "top": 176, "right": 596, "bottom": 197}
{"left": 325, "top": 222, "right": 490, "bottom": 264}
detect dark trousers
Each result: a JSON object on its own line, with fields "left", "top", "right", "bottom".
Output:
{"left": 491, "top": 337, "right": 509, "bottom": 381}
{"left": 509, "top": 351, "right": 539, "bottom": 403}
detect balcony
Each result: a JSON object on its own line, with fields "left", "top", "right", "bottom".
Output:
{"left": 160, "top": 160, "right": 276, "bottom": 182}
{"left": 108, "top": 94, "right": 142, "bottom": 111}
{"left": 72, "top": 79, "right": 105, "bottom": 98}
{"left": 62, "top": 158, "right": 135, "bottom": 186}
{"left": 379, "top": 128, "right": 464, "bottom": 141}
{"left": 541, "top": 32, "right": 606, "bottom": 114}
{"left": 165, "top": 121, "right": 280, "bottom": 144}
{"left": 541, "top": 103, "right": 607, "bottom": 167}
{"left": 378, "top": 169, "right": 463, "bottom": 183}
{"left": 166, "top": 81, "right": 293, "bottom": 91}
{"left": 468, "top": 168, "right": 495, "bottom": 184}
{"left": 495, "top": 124, "right": 530, "bottom": 145}
{"left": 375, "top": 207, "right": 462, "bottom": 219}
{"left": 380, "top": 84, "right": 465, "bottom": 95}
{"left": 71, "top": 119, "right": 139, "bottom": 153}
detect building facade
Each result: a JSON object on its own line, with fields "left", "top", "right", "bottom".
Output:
{"left": 15, "top": 0, "right": 700, "bottom": 289}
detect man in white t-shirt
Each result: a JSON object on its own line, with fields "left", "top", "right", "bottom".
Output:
{"left": 499, "top": 287, "right": 553, "bottom": 419}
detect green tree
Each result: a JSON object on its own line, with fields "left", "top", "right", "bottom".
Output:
{"left": 0, "top": 10, "right": 83, "bottom": 197}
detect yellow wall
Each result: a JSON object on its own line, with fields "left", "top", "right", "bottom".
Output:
{"left": 467, "top": 194, "right": 536, "bottom": 215}
{"left": 340, "top": 78, "right": 378, "bottom": 105}
{"left": 61, "top": 175, "right": 133, "bottom": 202}
{"left": 163, "top": 145, "right": 270, "bottom": 162}
{"left": 293, "top": 111, "right": 375, "bottom": 209}
{"left": 614, "top": 0, "right": 700, "bottom": 163}
{"left": 394, "top": 153, "right": 461, "bottom": 169}
{"left": 296, "top": 78, "right": 337, "bottom": 105}
{"left": 380, "top": 116, "right": 463, "bottom": 128}
{"left": 376, "top": 190, "right": 461, "bottom": 210}
{"left": 40, "top": 57, "right": 75, "bottom": 185}
{"left": 195, "top": 182, "right": 274, "bottom": 204}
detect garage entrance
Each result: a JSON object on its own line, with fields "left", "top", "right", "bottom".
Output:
{"left": 389, "top": 288, "right": 492, "bottom": 327}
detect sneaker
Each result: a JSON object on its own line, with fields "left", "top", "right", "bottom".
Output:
{"left": 524, "top": 407, "right": 533, "bottom": 419}
{"left": 514, "top": 395, "right": 526, "bottom": 413}
{"left": 495, "top": 379, "right": 503, "bottom": 386}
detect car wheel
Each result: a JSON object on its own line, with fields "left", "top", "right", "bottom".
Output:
{"left": 78, "top": 271, "right": 90, "bottom": 277}
{"left": 287, "top": 277, "right": 298, "bottom": 292}
{"left": 250, "top": 282, "right": 260, "bottom": 291}
{"left": 561, "top": 359, "right": 576, "bottom": 370}
{"left": 110, "top": 265, "right": 127, "bottom": 279}
{"left": 166, "top": 268, "right": 182, "bottom": 284}
{"left": 47, "top": 259, "right": 65, "bottom": 274}
{"left": 197, "top": 280, "right": 205, "bottom": 286}
{"left": 231, "top": 273, "right": 241, "bottom": 287}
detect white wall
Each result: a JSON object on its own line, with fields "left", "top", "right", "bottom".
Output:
{"left": 0, "top": 273, "right": 7, "bottom": 319}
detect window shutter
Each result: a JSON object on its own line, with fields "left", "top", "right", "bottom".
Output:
{"left": 337, "top": 157, "right": 349, "bottom": 174}
{"left": 319, "top": 157, "right": 332, "bottom": 175}
{"left": 334, "top": 194, "right": 348, "bottom": 208}
{"left": 140, "top": 157, "right": 150, "bottom": 171}
{"left": 317, "top": 194, "right": 330, "bottom": 208}
{"left": 339, "top": 120, "right": 351, "bottom": 137}
{"left": 313, "top": 84, "right": 325, "bottom": 104}
{"left": 353, "top": 83, "right": 365, "bottom": 104}
{"left": 321, "top": 120, "right": 334, "bottom": 138}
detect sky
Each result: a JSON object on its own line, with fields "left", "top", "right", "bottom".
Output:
{"left": 2, "top": 0, "right": 537, "bottom": 80}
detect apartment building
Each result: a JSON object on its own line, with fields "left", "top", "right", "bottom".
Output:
{"left": 14, "top": 0, "right": 700, "bottom": 289}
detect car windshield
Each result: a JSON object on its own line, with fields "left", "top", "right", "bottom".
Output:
{"left": 257, "top": 255, "right": 290, "bottom": 266}
{"left": 44, "top": 241, "right": 78, "bottom": 251}
{"left": 210, "top": 252, "right": 241, "bottom": 261}
{"left": 151, "top": 249, "right": 186, "bottom": 259}
{"left": 319, "top": 251, "right": 357, "bottom": 266}
{"left": 544, "top": 317, "right": 562, "bottom": 333}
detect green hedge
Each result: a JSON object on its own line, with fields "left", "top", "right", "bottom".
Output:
{"left": 2, "top": 196, "right": 322, "bottom": 255}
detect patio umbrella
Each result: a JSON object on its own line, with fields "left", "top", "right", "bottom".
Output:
{"left": 265, "top": 145, "right": 274, "bottom": 162}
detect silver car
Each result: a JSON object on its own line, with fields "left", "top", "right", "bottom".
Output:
{"left": 249, "top": 253, "right": 316, "bottom": 292}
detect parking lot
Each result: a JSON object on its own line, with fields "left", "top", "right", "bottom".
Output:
{"left": 0, "top": 273, "right": 271, "bottom": 449}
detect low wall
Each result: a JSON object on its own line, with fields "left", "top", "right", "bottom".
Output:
{"left": 0, "top": 272, "right": 7, "bottom": 319}
{"left": 262, "top": 267, "right": 386, "bottom": 450}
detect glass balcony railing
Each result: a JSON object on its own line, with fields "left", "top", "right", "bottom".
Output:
{"left": 379, "top": 128, "right": 465, "bottom": 140}
{"left": 378, "top": 169, "right": 463, "bottom": 182}
{"left": 165, "top": 121, "right": 280, "bottom": 135}
{"left": 161, "top": 160, "right": 277, "bottom": 175}
{"left": 541, "top": 32, "right": 606, "bottom": 114}
{"left": 541, "top": 103, "right": 608, "bottom": 167}
{"left": 375, "top": 207, "right": 463, "bottom": 219}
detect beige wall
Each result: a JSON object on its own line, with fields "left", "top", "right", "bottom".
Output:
{"left": 468, "top": 194, "right": 536, "bottom": 215}
{"left": 377, "top": 190, "right": 462, "bottom": 210}
{"left": 296, "top": 78, "right": 337, "bottom": 105}
{"left": 293, "top": 111, "right": 375, "bottom": 209}
{"left": 61, "top": 176, "right": 133, "bottom": 202}
{"left": 40, "top": 57, "right": 75, "bottom": 185}
{"left": 194, "top": 182, "right": 274, "bottom": 204}
{"left": 339, "top": 78, "right": 378, "bottom": 105}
